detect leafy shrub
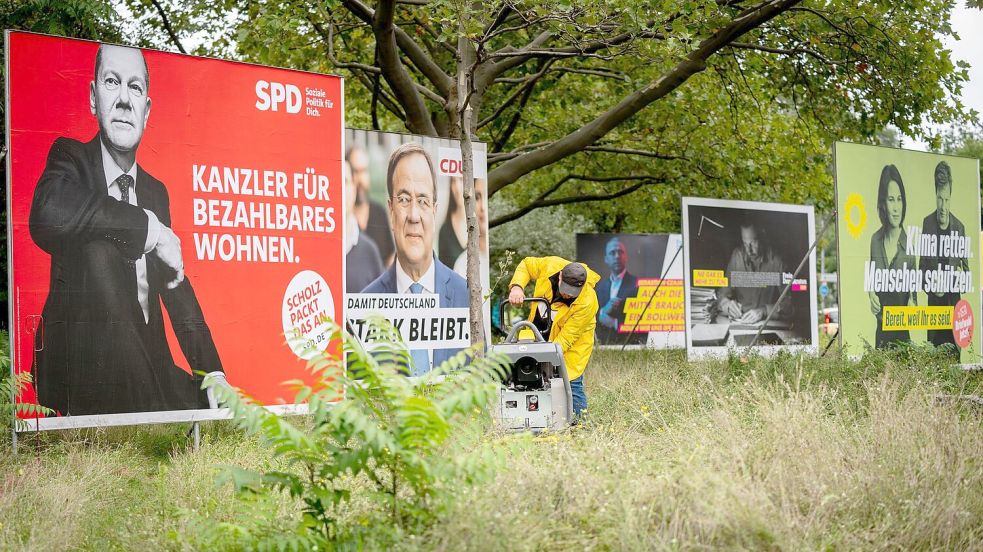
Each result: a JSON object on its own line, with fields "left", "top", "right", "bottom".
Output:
{"left": 0, "top": 330, "right": 53, "bottom": 434}
{"left": 199, "top": 320, "right": 509, "bottom": 548}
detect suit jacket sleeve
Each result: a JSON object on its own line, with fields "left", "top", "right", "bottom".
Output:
{"left": 595, "top": 279, "right": 610, "bottom": 309}
{"left": 29, "top": 138, "right": 149, "bottom": 260}
{"left": 956, "top": 218, "right": 969, "bottom": 272}
{"left": 617, "top": 274, "right": 639, "bottom": 323}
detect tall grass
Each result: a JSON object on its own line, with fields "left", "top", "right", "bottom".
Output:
{"left": 1, "top": 347, "right": 981, "bottom": 550}
{"left": 430, "top": 349, "right": 983, "bottom": 550}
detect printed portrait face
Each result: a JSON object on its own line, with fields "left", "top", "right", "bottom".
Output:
{"left": 389, "top": 152, "right": 436, "bottom": 269}
{"left": 935, "top": 183, "right": 952, "bottom": 229}
{"left": 740, "top": 225, "right": 761, "bottom": 258}
{"left": 348, "top": 146, "right": 370, "bottom": 193}
{"left": 475, "top": 177, "right": 488, "bottom": 242}
{"left": 90, "top": 45, "right": 151, "bottom": 153}
{"left": 885, "top": 180, "right": 904, "bottom": 228}
{"left": 344, "top": 161, "right": 356, "bottom": 215}
{"left": 605, "top": 239, "right": 627, "bottom": 274}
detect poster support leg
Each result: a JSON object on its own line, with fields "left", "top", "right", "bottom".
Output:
{"left": 11, "top": 427, "right": 17, "bottom": 455}
{"left": 188, "top": 422, "right": 200, "bottom": 452}
{"left": 820, "top": 246, "right": 826, "bottom": 311}
{"left": 821, "top": 328, "right": 839, "bottom": 358}
{"left": 744, "top": 210, "right": 836, "bottom": 354}
{"left": 619, "top": 244, "right": 684, "bottom": 352}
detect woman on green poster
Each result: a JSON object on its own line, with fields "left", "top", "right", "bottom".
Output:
{"left": 868, "top": 164, "right": 916, "bottom": 348}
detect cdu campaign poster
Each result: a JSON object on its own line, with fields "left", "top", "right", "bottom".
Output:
{"left": 6, "top": 32, "right": 344, "bottom": 429}
{"left": 575, "top": 233, "right": 684, "bottom": 349}
{"left": 834, "top": 142, "right": 981, "bottom": 361}
{"left": 343, "top": 129, "right": 490, "bottom": 376}
{"left": 682, "top": 197, "right": 818, "bottom": 359}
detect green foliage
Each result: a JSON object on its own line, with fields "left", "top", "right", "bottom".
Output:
{"left": 488, "top": 198, "right": 592, "bottom": 285}
{"left": 941, "top": 127, "right": 983, "bottom": 208}
{"left": 197, "top": 321, "right": 509, "bottom": 547}
{"left": 118, "top": 0, "right": 249, "bottom": 58}
{"left": 0, "top": 0, "right": 120, "bottom": 40}
{"left": 0, "top": 1, "right": 975, "bottom": 238}
{"left": 111, "top": 0, "right": 975, "bottom": 233}
{"left": 0, "top": 331, "right": 53, "bottom": 434}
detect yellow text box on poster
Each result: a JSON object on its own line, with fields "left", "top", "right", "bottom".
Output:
{"left": 693, "top": 269, "right": 728, "bottom": 287}
{"left": 623, "top": 279, "right": 685, "bottom": 332}
{"left": 881, "top": 306, "right": 953, "bottom": 331}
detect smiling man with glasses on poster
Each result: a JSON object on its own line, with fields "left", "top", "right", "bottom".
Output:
{"left": 360, "top": 142, "right": 468, "bottom": 374}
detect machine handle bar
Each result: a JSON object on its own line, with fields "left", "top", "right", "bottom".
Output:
{"left": 504, "top": 320, "right": 548, "bottom": 344}
{"left": 499, "top": 297, "right": 551, "bottom": 338}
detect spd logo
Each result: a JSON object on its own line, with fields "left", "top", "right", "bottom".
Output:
{"left": 255, "top": 80, "right": 301, "bottom": 113}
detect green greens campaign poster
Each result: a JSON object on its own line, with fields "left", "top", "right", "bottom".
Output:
{"left": 835, "top": 142, "right": 981, "bottom": 362}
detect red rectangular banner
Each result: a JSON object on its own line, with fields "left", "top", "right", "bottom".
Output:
{"left": 6, "top": 32, "right": 345, "bottom": 428}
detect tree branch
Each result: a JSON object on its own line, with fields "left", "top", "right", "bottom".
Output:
{"left": 553, "top": 66, "right": 630, "bottom": 81}
{"left": 487, "top": 140, "right": 551, "bottom": 162}
{"left": 482, "top": 3, "right": 515, "bottom": 38}
{"left": 316, "top": 19, "right": 383, "bottom": 75}
{"left": 490, "top": 175, "right": 660, "bottom": 227}
{"left": 477, "top": 31, "right": 552, "bottom": 88}
{"left": 483, "top": 27, "right": 664, "bottom": 84}
{"left": 349, "top": 65, "right": 406, "bottom": 121}
{"left": 364, "top": 0, "right": 438, "bottom": 135}
{"left": 343, "top": 0, "right": 453, "bottom": 97}
{"left": 487, "top": 0, "right": 803, "bottom": 196}
{"left": 477, "top": 59, "right": 554, "bottom": 129}
{"left": 149, "top": 0, "right": 187, "bottom": 54}
{"left": 491, "top": 65, "right": 545, "bottom": 153}
{"left": 583, "top": 146, "right": 683, "bottom": 160}
{"left": 333, "top": 23, "right": 406, "bottom": 122}
{"left": 787, "top": 6, "right": 851, "bottom": 36}
{"left": 728, "top": 40, "right": 842, "bottom": 65}
{"left": 318, "top": 19, "right": 447, "bottom": 105}
{"left": 412, "top": 17, "right": 456, "bottom": 55}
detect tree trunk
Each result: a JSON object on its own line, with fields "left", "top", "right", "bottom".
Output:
{"left": 457, "top": 36, "right": 485, "bottom": 349}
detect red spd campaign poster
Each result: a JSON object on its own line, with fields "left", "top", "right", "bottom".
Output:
{"left": 6, "top": 32, "right": 344, "bottom": 429}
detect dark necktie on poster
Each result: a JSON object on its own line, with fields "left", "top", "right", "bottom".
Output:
{"left": 116, "top": 174, "right": 133, "bottom": 203}
{"left": 115, "top": 174, "right": 136, "bottom": 267}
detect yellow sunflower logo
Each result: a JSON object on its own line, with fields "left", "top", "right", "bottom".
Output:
{"left": 844, "top": 192, "right": 867, "bottom": 239}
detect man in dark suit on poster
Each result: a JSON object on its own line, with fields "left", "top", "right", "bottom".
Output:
{"left": 29, "top": 44, "right": 225, "bottom": 416}
{"left": 344, "top": 160, "right": 384, "bottom": 292}
{"left": 596, "top": 237, "right": 643, "bottom": 344}
{"left": 918, "top": 161, "right": 969, "bottom": 356}
{"left": 361, "top": 142, "right": 468, "bottom": 374}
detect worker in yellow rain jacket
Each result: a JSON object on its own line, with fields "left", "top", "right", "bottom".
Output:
{"left": 508, "top": 256, "right": 600, "bottom": 417}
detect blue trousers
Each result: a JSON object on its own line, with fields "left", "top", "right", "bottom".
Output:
{"left": 570, "top": 376, "right": 587, "bottom": 417}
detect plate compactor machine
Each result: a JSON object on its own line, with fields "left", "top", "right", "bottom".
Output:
{"left": 491, "top": 298, "right": 574, "bottom": 432}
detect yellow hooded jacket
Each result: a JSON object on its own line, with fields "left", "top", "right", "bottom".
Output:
{"left": 508, "top": 256, "right": 601, "bottom": 380}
